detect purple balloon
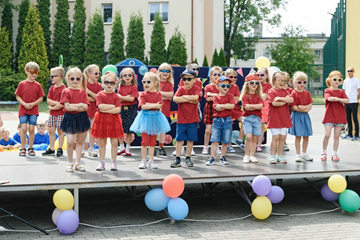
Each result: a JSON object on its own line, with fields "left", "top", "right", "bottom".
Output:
{"left": 57, "top": 210, "right": 79, "bottom": 235}
{"left": 266, "top": 186, "right": 284, "bottom": 204}
{"left": 321, "top": 183, "right": 340, "bottom": 202}
{"left": 252, "top": 175, "right": 272, "bottom": 196}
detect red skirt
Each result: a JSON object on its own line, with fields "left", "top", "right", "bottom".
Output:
{"left": 91, "top": 112, "right": 124, "bottom": 139}
{"left": 231, "top": 104, "right": 243, "bottom": 120}
{"left": 261, "top": 101, "right": 269, "bottom": 123}
{"left": 203, "top": 102, "right": 214, "bottom": 125}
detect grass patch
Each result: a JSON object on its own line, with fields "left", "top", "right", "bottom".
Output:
{"left": 0, "top": 101, "right": 49, "bottom": 113}
{"left": 311, "top": 95, "right": 325, "bottom": 105}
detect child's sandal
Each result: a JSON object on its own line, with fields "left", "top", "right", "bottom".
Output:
{"left": 320, "top": 153, "right": 327, "bottom": 161}
{"left": 268, "top": 155, "right": 277, "bottom": 164}
{"left": 331, "top": 154, "right": 340, "bottom": 161}
{"left": 28, "top": 148, "right": 35, "bottom": 156}
{"left": 277, "top": 155, "right": 287, "bottom": 164}
{"left": 19, "top": 148, "right": 26, "bottom": 157}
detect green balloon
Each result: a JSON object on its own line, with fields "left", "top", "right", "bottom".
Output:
{"left": 172, "top": 139, "right": 177, "bottom": 146}
{"left": 339, "top": 189, "right": 360, "bottom": 212}
{"left": 136, "top": 132, "right": 142, "bottom": 137}
{"left": 102, "top": 65, "right": 117, "bottom": 75}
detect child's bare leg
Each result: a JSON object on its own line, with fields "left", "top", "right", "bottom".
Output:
{"left": 204, "top": 124, "right": 212, "bottom": 147}
{"left": 270, "top": 134, "right": 279, "bottom": 156}
{"left": 67, "top": 134, "right": 75, "bottom": 163}
{"left": 323, "top": 125, "right": 332, "bottom": 151}
{"left": 57, "top": 128, "right": 65, "bottom": 149}
{"left": 250, "top": 135, "right": 258, "bottom": 156}
{"left": 220, "top": 143, "right": 228, "bottom": 157}
{"left": 211, "top": 142, "right": 218, "bottom": 158}
{"left": 49, "top": 126, "right": 56, "bottom": 150}
{"left": 333, "top": 126, "right": 342, "bottom": 152}
{"left": 176, "top": 141, "right": 184, "bottom": 157}
{"left": 110, "top": 138, "right": 118, "bottom": 160}
{"left": 257, "top": 122, "right": 265, "bottom": 145}
{"left": 75, "top": 132, "right": 86, "bottom": 165}
{"left": 141, "top": 146, "right": 147, "bottom": 160}
{"left": 295, "top": 136, "right": 301, "bottom": 155}
{"left": 302, "top": 136, "right": 309, "bottom": 153}
{"left": 28, "top": 124, "right": 35, "bottom": 148}
{"left": 99, "top": 138, "right": 107, "bottom": 160}
{"left": 277, "top": 135, "right": 286, "bottom": 156}
{"left": 20, "top": 123, "right": 27, "bottom": 149}
{"left": 245, "top": 133, "right": 252, "bottom": 156}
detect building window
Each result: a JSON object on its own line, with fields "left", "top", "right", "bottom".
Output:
{"left": 314, "top": 50, "right": 321, "bottom": 60}
{"left": 102, "top": 4, "right": 113, "bottom": 23}
{"left": 249, "top": 50, "right": 255, "bottom": 60}
{"left": 149, "top": 2, "right": 168, "bottom": 22}
{"left": 263, "top": 49, "right": 271, "bottom": 59}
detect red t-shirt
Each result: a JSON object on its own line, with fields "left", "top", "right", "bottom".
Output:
{"left": 86, "top": 80, "right": 103, "bottom": 118}
{"left": 138, "top": 91, "right": 162, "bottom": 110}
{"left": 290, "top": 90, "right": 313, "bottom": 107}
{"left": 15, "top": 80, "right": 45, "bottom": 117}
{"left": 60, "top": 88, "right": 90, "bottom": 114}
{"left": 242, "top": 93, "right": 264, "bottom": 118}
{"left": 322, "top": 88, "right": 348, "bottom": 124}
{"left": 96, "top": 91, "right": 121, "bottom": 108}
{"left": 47, "top": 84, "right": 66, "bottom": 116}
{"left": 213, "top": 94, "right": 236, "bottom": 118}
{"left": 160, "top": 81, "right": 174, "bottom": 117}
{"left": 228, "top": 84, "right": 240, "bottom": 97}
{"left": 286, "top": 87, "right": 293, "bottom": 95}
{"left": 261, "top": 83, "right": 272, "bottom": 94}
{"left": 204, "top": 84, "right": 219, "bottom": 101}
{"left": 175, "top": 86, "right": 201, "bottom": 124}
{"left": 267, "top": 88, "right": 292, "bottom": 128}
{"left": 117, "top": 85, "right": 139, "bottom": 106}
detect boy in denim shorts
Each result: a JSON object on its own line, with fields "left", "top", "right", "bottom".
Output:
{"left": 171, "top": 69, "right": 201, "bottom": 168}
{"left": 206, "top": 76, "right": 235, "bottom": 166}
{"left": 15, "top": 62, "right": 45, "bottom": 156}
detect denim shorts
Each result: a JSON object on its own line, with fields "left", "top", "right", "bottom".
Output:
{"left": 19, "top": 114, "right": 38, "bottom": 126}
{"left": 324, "top": 123, "right": 346, "bottom": 127}
{"left": 176, "top": 122, "right": 198, "bottom": 142}
{"left": 210, "top": 117, "right": 232, "bottom": 144}
{"left": 243, "top": 115, "right": 262, "bottom": 136}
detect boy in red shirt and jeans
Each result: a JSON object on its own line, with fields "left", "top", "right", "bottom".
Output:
{"left": 171, "top": 69, "right": 201, "bottom": 167}
{"left": 15, "top": 62, "right": 45, "bottom": 156}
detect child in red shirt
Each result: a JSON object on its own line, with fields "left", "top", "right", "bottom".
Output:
{"left": 206, "top": 76, "right": 235, "bottom": 166}
{"left": 117, "top": 67, "right": 139, "bottom": 156}
{"left": 15, "top": 62, "right": 45, "bottom": 157}
{"left": 60, "top": 67, "right": 90, "bottom": 172}
{"left": 321, "top": 71, "right": 349, "bottom": 161}
{"left": 91, "top": 72, "right": 124, "bottom": 171}
{"left": 171, "top": 69, "right": 201, "bottom": 168}
{"left": 130, "top": 72, "right": 170, "bottom": 169}
{"left": 42, "top": 67, "right": 66, "bottom": 157}
{"left": 267, "top": 71, "right": 294, "bottom": 164}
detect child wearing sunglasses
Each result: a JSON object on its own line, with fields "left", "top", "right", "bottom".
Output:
{"left": 267, "top": 71, "right": 294, "bottom": 164}
{"left": 60, "top": 67, "right": 90, "bottom": 172}
{"left": 83, "top": 64, "right": 103, "bottom": 158}
{"left": 15, "top": 62, "right": 45, "bottom": 157}
{"left": 202, "top": 66, "right": 222, "bottom": 155}
{"left": 130, "top": 72, "right": 170, "bottom": 169}
{"left": 117, "top": 68, "right": 139, "bottom": 156}
{"left": 321, "top": 71, "right": 349, "bottom": 161}
{"left": 288, "top": 71, "right": 313, "bottom": 162}
{"left": 156, "top": 63, "right": 174, "bottom": 156}
{"left": 240, "top": 74, "right": 264, "bottom": 163}
{"left": 91, "top": 72, "right": 124, "bottom": 171}
{"left": 42, "top": 67, "right": 66, "bottom": 157}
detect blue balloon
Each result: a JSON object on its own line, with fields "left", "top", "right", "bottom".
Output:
{"left": 321, "top": 183, "right": 339, "bottom": 202}
{"left": 139, "top": 66, "right": 149, "bottom": 76}
{"left": 266, "top": 186, "right": 284, "bottom": 204}
{"left": 145, "top": 188, "right": 170, "bottom": 212}
{"left": 269, "top": 66, "right": 280, "bottom": 72}
{"left": 167, "top": 197, "right": 189, "bottom": 221}
{"left": 57, "top": 210, "right": 79, "bottom": 235}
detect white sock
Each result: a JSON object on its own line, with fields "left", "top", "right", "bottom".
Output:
{"left": 302, "top": 152, "right": 306, "bottom": 156}
{"left": 332, "top": 151, "right": 337, "bottom": 155}
{"left": 126, "top": 145, "right": 130, "bottom": 151}
{"left": 120, "top": 144, "right": 124, "bottom": 150}
{"left": 237, "top": 139, "right": 243, "bottom": 143}
{"left": 322, "top": 150, "right": 326, "bottom": 154}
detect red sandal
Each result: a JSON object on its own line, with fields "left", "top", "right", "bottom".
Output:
{"left": 28, "top": 148, "right": 35, "bottom": 156}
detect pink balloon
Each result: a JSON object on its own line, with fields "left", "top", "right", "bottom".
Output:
{"left": 52, "top": 208, "right": 63, "bottom": 226}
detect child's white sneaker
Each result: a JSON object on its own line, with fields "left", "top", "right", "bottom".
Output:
{"left": 243, "top": 155, "right": 250, "bottom": 163}
{"left": 202, "top": 147, "right": 209, "bottom": 155}
{"left": 147, "top": 160, "right": 158, "bottom": 169}
{"left": 88, "top": 147, "right": 98, "bottom": 157}
{"left": 138, "top": 159, "right": 147, "bottom": 169}
{"left": 250, "top": 156, "right": 258, "bottom": 163}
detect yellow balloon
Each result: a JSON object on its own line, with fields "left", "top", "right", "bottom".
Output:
{"left": 255, "top": 56, "right": 270, "bottom": 69}
{"left": 328, "top": 174, "right": 347, "bottom": 193}
{"left": 251, "top": 196, "right": 272, "bottom": 220}
{"left": 53, "top": 189, "right": 74, "bottom": 211}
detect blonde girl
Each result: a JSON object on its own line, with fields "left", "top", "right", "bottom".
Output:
{"left": 321, "top": 71, "right": 349, "bottom": 161}
{"left": 202, "top": 66, "right": 222, "bottom": 155}
{"left": 117, "top": 67, "right": 139, "bottom": 156}
{"left": 240, "top": 74, "right": 264, "bottom": 163}
{"left": 91, "top": 72, "right": 124, "bottom": 171}
{"left": 60, "top": 67, "right": 90, "bottom": 172}
{"left": 130, "top": 72, "right": 170, "bottom": 169}
{"left": 157, "top": 63, "right": 174, "bottom": 156}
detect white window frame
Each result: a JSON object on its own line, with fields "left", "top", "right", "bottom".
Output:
{"left": 149, "top": 2, "right": 169, "bottom": 23}
{"left": 263, "top": 49, "right": 271, "bottom": 59}
{"left": 314, "top": 49, "right": 321, "bottom": 60}
{"left": 102, "top": 4, "right": 113, "bottom": 24}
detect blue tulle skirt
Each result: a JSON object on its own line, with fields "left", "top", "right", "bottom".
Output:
{"left": 288, "top": 111, "right": 313, "bottom": 136}
{"left": 130, "top": 110, "right": 170, "bottom": 135}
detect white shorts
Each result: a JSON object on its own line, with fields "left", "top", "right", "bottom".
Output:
{"left": 270, "top": 128, "right": 287, "bottom": 136}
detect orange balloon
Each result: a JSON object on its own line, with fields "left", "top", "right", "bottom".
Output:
{"left": 162, "top": 174, "right": 185, "bottom": 198}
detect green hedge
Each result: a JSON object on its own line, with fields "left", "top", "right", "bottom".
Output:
{"left": 0, "top": 69, "right": 24, "bottom": 101}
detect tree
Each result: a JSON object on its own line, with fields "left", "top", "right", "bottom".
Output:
{"left": 167, "top": 27, "right": 187, "bottom": 66}
{"left": 108, "top": 10, "right": 125, "bottom": 64}
{"left": 14, "top": 0, "right": 29, "bottom": 72}
{"left": 224, "top": 0, "right": 286, "bottom": 66}
{"left": 194, "top": 58, "right": 198, "bottom": 65}
{"left": 218, "top": 48, "right": 227, "bottom": 67}
{"left": 51, "top": 0, "right": 70, "bottom": 67}
{"left": 202, "top": 55, "right": 209, "bottom": 67}
{"left": 37, "top": 0, "right": 51, "bottom": 65}
{"left": 1, "top": 2, "right": 13, "bottom": 68}
{"left": 149, "top": 12, "right": 166, "bottom": 65}
{"left": 18, "top": 5, "right": 49, "bottom": 91}
{"left": 0, "top": 27, "right": 12, "bottom": 69}
{"left": 211, "top": 49, "right": 219, "bottom": 67}
{"left": 84, "top": 10, "right": 105, "bottom": 70}
{"left": 126, "top": 12, "right": 145, "bottom": 61}
{"left": 266, "top": 26, "right": 316, "bottom": 76}
{"left": 70, "top": 0, "right": 86, "bottom": 67}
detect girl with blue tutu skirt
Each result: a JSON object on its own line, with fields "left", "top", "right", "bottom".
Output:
{"left": 60, "top": 67, "right": 90, "bottom": 172}
{"left": 130, "top": 72, "right": 170, "bottom": 169}
{"left": 288, "top": 72, "right": 313, "bottom": 162}
{"left": 91, "top": 71, "right": 124, "bottom": 171}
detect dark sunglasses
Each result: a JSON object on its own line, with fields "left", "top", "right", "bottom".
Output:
{"left": 160, "top": 70, "right": 171, "bottom": 73}
{"left": 212, "top": 73, "right": 221, "bottom": 77}
{"left": 347, "top": 70, "right": 354, "bottom": 72}
{"left": 28, "top": 70, "right": 38, "bottom": 75}
{"left": 191, "top": 68, "right": 199, "bottom": 71}
{"left": 104, "top": 81, "right": 116, "bottom": 86}
{"left": 218, "top": 84, "right": 231, "bottom": 89}
{"left": 70, "top": 77, "right": 81, "bottom": 81}
{"left": 249, "top": 81, "right": 260, "bottom": 85}
{"left": 182, "top": 77, "right": 194, "bottom": 82}
{"left": 332, "top": 78, "right": 343, "bottom": 82}
{"left": 257, "top": 73, "right": 266, "bottom": 77}
{"left": 50, "top": 75, "right": 59, "bottom": 79}
{"left": 122, "top": 74, "right": 132, "bottom": 77}
{"left": 297, "top": 81, "right": 307, "bottom": 84}
{"left": 91, "top": 72, "right": 101, "bottom": 76}
{"left": 142, "top": 80, "right": 152, "bottom": 84}
{"left": 228, "top": 76, "right": 237, "bottom": 79}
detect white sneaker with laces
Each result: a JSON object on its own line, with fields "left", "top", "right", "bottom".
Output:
{"left": 302, "top": 154, "right": 313, "bottom": 161}
{"left": 88, "top": 148, "right": 98, "bottom": 157}
{"left": 250, "top": 156, "right": 258, "bottom": 163}
{"left": 138, "top": 159, "right": 147, "bottom": 169}
{"left": 202, "top": 147, "right": 209, "bottom": 155}
{"left": 243, "top": 155, "right": 250, "bottom": 163}
{"left": 295, "top": 155, "right": 303, "bottom": 162}
{"left": 147, "top": 160, "right": 158, "bottom": 169}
